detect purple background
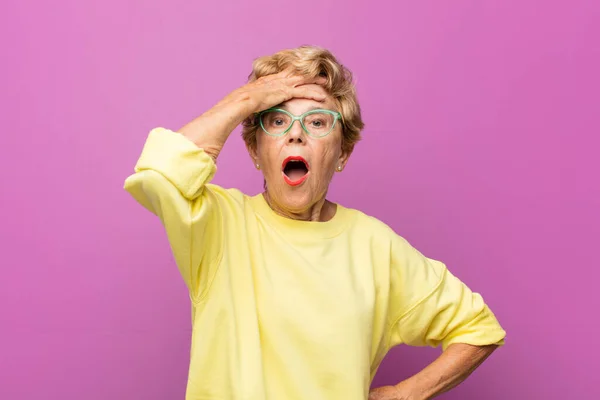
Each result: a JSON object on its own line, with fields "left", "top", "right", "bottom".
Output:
{"left": 1, "top": 1, "right": 598, "bottom": 399}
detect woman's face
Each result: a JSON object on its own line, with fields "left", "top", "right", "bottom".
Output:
{"left": 251, "top": 84, "right": 349, "bottom": 214}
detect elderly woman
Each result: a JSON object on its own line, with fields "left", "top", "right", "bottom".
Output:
{"left": 124, "top": 46, "right": 506, "bottom": 400}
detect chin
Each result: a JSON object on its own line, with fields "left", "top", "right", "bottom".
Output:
{"left": 271, "top": 185, "right": 316, "bottom": 213}
{"left": 282, "top": 191, "right": 315, "bottom": 211}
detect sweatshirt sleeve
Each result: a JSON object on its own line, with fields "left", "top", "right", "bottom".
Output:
{"left": 123, "top": 128, "right": 223, "bottom": 301}
{"left": 387, "top": 236, "right": 506, "bottom": 351}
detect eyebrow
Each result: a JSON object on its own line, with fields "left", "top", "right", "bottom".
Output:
{"left": 276, "top": 105, "right": 337, "bottom": 113}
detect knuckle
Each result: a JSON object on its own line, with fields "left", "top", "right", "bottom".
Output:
{"left": 278, "top": 87, "right": 289, "bottom": 97}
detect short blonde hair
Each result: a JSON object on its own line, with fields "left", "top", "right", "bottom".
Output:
{"left": 242, "top": 45, "right": 364, "bottom": 155}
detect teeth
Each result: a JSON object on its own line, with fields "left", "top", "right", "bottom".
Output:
{"left": 286, "top": 160, "right": 305, "bottom": 167}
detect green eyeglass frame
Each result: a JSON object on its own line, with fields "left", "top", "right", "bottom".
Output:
{"left": 257, "top": 108, "right": 342, "bottom": 138}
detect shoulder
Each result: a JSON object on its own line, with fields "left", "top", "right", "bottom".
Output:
{"left": 343, "top": 205, "right": 401, "bottom": 239}
{"left": 343, "top": 205, "right": 421, "bottom": 258}
{"left": 342, "top": 205, "right": 406, "bottom": 251}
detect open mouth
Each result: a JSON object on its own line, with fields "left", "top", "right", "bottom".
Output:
{"left": 282, "top": 156, "right": 310, "bottom": 186}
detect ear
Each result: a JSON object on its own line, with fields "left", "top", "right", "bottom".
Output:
{"left": 336, "top": 146, "right": 353, "bottom": 172}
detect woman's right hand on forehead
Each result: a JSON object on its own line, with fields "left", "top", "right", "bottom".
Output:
{"left": 219, "top": 69, "right": 328, "bottom": 114}
{"left": 178, "top": 70, "right": 326, "bottom": 161}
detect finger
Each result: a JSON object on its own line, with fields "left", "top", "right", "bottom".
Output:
{"left": 281, "top": 75, "right": 307, "bottom": 87}
{"left": 305, "top": 75, "right": 328, "bottom": 86}
{"left": 283, "top": 74, "right": 328, "bottom": 88}
{"left": 290, "top": 87, "right": 327, "bottom": 102}
{"left": 259, "top": 86, "right": 325, "bottom": 111}
{"left": 262, "top": 68, "right": 295, "bottom": 83}
{"left": 278, "top": 66, "right": 296, "bottom": 78}
{"left": 256, "top": 69, "right": 290, "bottom": 85}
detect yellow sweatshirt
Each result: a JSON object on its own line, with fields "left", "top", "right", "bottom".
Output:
{"left": 124, "top": 128, "right": 506, "bottom": 400}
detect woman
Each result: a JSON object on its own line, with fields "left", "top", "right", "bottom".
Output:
{"left": 124, "top": 46, "right": 506, "bottom": 400}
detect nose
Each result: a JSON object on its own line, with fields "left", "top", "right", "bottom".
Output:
{"left": 286, "top": 119, "right": 305, "bottom": 144}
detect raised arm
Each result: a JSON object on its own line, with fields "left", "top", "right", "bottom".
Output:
{"left": 124, "top": 70, "right": 327, "bottom": 300}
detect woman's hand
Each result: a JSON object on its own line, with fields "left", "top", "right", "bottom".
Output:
{"left": 217, "top": 68, "right": 328, "bottom": 115}
{"left": 179, "top": 69, "right": 326, "bottom": 159}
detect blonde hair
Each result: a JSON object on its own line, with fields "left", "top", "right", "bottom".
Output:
{"left": 242, "top": 45, "right": 364, "bottom": 155}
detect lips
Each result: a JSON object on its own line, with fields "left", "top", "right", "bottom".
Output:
{"left": 282, "top": 156, "right": 310, "bottom": 186}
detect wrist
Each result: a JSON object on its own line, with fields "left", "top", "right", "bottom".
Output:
{"left": 394, "top": 380, "right": 427, "bottom": 400}
{"left": 222, "top": 91, "right": 258, "bottom": 122}
{"left": 180, "top": 96, "right": 250, "bottom": 151}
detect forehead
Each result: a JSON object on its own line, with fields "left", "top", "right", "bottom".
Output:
{"left": 278, "top": 85, "right": 338, "bottom": 113}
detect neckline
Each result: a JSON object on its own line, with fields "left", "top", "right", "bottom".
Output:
{"left": 249, "top": 193, "right": 354, "bottom": 239}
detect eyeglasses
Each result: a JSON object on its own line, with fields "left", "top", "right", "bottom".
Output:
{"left": 257, "top": 108, "right": 342, "bottom": 138}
